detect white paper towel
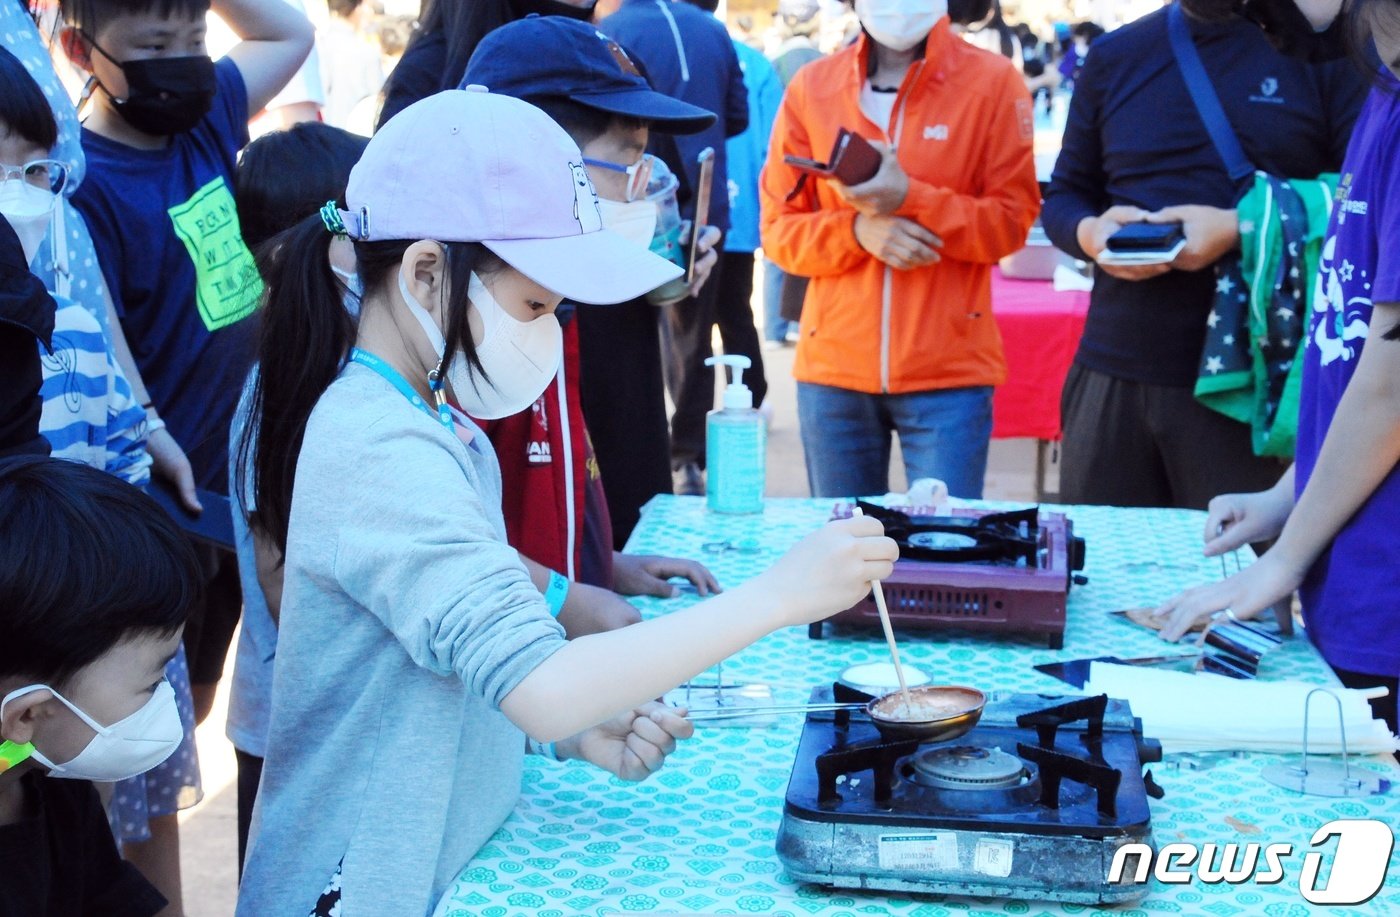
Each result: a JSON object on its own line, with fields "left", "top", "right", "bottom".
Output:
{"left": 1084, "top": 663, "right": 1400, "bottom": 755}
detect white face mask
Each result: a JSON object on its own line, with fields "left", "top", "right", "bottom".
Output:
{"left": 855, "top": 0, "right": 945, "bottom": 52}
{"left": 397, "top": 269, "right": 562, "bottom": 421}
{"left": 331, "top": 264, "right": 363, "bottom": 318}
{"left": 0, "top": 182, "right": 57, "bottom": 267}
{"left": 597, "top": 197, "right": 659, "bottom": 249}
{"left": 0, "top": 682, "right": 183, "bottom": 782}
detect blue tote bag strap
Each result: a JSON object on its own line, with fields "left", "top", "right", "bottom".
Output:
{"left": 1167, "top": 4, "right": 1255, "bottom": 185}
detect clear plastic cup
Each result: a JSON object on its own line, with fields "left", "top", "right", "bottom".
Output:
{"left": 644, "top": 158, "right": 691, "bottom": 306}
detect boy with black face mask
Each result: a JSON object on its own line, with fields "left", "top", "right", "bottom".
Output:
{"left": 54, "top": 0, "right": 311, "bottom": 738}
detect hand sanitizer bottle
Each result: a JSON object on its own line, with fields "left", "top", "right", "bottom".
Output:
{"left": 704, "top": 355, "right": 765, "bottom": 514}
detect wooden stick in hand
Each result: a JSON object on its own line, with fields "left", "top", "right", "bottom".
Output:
{"left": 852, "top": 507, "right": 913, "bottom": 714}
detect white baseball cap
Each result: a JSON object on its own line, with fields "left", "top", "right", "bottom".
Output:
{"left": 335, "top": 86, "right": 682, "bottom": 305}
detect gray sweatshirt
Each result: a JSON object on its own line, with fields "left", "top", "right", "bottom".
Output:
{"left": 237, "top": 362, "right": 567, "bottom": 916}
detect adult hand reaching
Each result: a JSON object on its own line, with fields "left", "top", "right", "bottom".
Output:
{"left": 558, "top": 701, "right": 695, "bottom": 782}
{"left": 1201, "top": 487, "right": 1293, "bottom": 556}
{"left": 1153, "top": 552, "right": 1303, "bottom": 642}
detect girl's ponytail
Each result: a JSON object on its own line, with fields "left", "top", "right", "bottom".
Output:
{"left": 237, "top": 216, "right": 498, "bottom": 556}
{"left": 238, "top": 215, "right": 356, "bottom": 556}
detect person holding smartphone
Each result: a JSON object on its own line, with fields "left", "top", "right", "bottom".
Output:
{"left": 1042, "top": 1, "right": 1366, "bottom": 510}
{"left": 760, "top": 0, "right": 1040, "bottom": 500}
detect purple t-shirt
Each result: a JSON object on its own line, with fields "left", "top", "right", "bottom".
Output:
{"left": 1295, "top": 75, "right": 1400, "bottom": 678}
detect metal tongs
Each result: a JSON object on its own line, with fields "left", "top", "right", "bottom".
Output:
{"left": 684, "top": 702, "right": 865, "bottom": 722}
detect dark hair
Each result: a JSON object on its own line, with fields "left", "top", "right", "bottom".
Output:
{"left": 948, "top": 0, "right": 994, "bottom": 25}
{"left": 523, "top": 95, "right": 646, "bottom": 147}
{"left": 378, "top": 0, "right": 594, "bottom": 128}
{"left": 0, "top": 456, "right": 201, "bottom": 686}
{"left": 58, "top": 0, "right": 211, "bottom": 36}
{"left": 683, "top": 0, "right": 720, "bottom": 13}
{"left": 327, "top": 0, "right": 362, "bottom": 18}
{"left": 239, "top": 219, "right": 499, "bottom": 555}
{"left": 964, "top": 0, "right": 1017, "bottom": 59}
{"left": 235, "top": 122, "right": 369, "bottom": 251}
{"left": 0, "top": 48, "right": 58, "bottom": 152}
{"left": 1071, "top": 21, "right": 1105, "bottom": 42}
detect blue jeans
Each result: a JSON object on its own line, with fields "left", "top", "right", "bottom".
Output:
{"left": 796, "top": 382, "right": 994, "bottom": 499}
{"left": 762, "top": 257, "right": 793, "bottom": 342}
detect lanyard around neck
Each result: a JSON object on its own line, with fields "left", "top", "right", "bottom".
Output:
{"left": 350, "top": 348, "right": 452, "bottom": 429}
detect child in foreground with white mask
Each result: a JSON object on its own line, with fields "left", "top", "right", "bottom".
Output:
{"left": 235, "top": 88, "right": 898, "bottom": 917}
{"left": 0, "top": 456, "right": 203, "bottom": 917}
{"left": 2, "top": 48, "right": 207, "bottom": 912}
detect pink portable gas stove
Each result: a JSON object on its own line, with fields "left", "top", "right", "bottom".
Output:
{"left": 812, "top": 502, "right": 1086, "bottom": 648}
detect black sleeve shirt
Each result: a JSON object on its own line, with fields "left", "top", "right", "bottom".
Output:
{"left": 0, "top": 772, "right": 167, "bottom": 917}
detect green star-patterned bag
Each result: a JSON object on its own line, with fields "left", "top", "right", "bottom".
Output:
{"left": 1194, "top": 172, "right": 1338, "bottom": 457}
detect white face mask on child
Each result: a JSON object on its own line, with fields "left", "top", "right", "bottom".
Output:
{"left": 397, "top": 269, "right": 562, "bottom": 420}
{"left": 0, "top": 682, "right": 182, "bottom": 781}
{"left": 0, "top": 182, "right": 57, "bottom": 267}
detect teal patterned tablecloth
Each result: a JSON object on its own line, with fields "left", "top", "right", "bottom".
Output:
{"left": 437, "top": 497, "right": 1400, "bottom": 917}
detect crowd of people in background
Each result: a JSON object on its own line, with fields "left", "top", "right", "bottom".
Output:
{"left": 1, "top": 0, "right": 1398, "bottom": 913}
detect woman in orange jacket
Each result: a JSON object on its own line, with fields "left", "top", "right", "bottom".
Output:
{"left": 760, "top": 0, "right": 1039, "bottom": 498}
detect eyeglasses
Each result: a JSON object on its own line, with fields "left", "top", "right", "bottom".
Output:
{"left": 0, "top": 159, "right": 69, "bottom": 196}
{"left": 583, "top": 153, "right": 655, "bottom": 203}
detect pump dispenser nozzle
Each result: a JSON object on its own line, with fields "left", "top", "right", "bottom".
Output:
{"left": 704, "top": 354, "right": 754, "bottom": 410}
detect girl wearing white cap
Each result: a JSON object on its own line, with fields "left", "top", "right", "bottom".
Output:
{"left": 235, "top": 88, "right": 898, "bottom": 916}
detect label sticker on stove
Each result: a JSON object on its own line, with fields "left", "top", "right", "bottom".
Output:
{"left": 974, "top": 838, "right": 1015, "bottom": 878}
{"left": 877, "top": 833, "right": 959, "bottom": 872}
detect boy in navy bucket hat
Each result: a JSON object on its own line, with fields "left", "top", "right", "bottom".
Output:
{"left": 458, "top": 17, "right": 726, "bottom": 629}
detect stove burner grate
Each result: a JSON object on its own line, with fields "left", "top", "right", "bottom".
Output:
{"left": 907, "top": 745, "right": 1029, "bottom": 790}
{"left": 853, "top": 501, "right": 1043, "bottom": 564}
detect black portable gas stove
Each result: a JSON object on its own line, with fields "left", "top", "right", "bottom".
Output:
{"left": 776, "top": 686, "right": 1163, "bottom": 904}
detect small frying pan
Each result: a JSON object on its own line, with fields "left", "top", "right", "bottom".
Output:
{"left": 864, "top": 685, "right": 986, "bottom": 742}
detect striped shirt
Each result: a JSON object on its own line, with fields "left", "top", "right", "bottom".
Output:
{"left": 38, "top": 294, "right": 151, "bottom": 486}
